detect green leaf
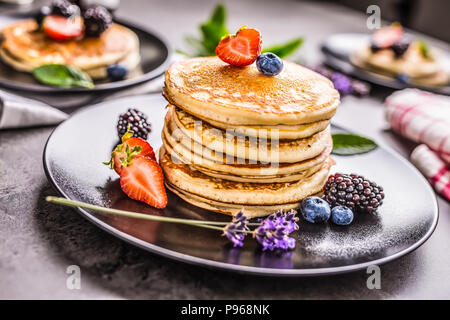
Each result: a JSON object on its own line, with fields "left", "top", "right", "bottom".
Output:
{"left": 184, "top": 35, "right": 211, "bottom": 56}
{"left": 180, "top": 3, "right": 305, "bottom": 59}
{"left": 331, "top": 133, "right": 378, "bottom": 156}
{"left": 199, "top": 3, "right": 229, "bottom": 55}
{"left": 32, "top": 64, "right": 94, "bottom": 88}
{"left": 262, "top": 37, "right": 304, "bottom": 58}
{"left": 417, "top": 39, "right": 431, "bottom": 59}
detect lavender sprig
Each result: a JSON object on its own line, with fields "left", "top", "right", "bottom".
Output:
{"left": 223, "top": 209, "right": 248, "bottom": 247}
{"left": 46, "top": 197, "right": 299, "bottom": 251}
{"left": 253, "top": 209, "right": 299, "bottom": 251}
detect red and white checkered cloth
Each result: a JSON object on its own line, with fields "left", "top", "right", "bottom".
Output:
{"left": 385, "top": 89, "right": 450, "bottom": 200}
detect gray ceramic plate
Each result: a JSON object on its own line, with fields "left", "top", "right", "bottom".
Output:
{"left": 321, "top": 33, "right": 450, "bottom": 95}
{"left": 0, "top": 11, "right": 171, "bottom": 93}
{"left": 43, "top": 94, "right": 439, "bottom": 276}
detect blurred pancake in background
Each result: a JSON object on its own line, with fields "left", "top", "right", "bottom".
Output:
{"left": 1, "top": 20, "right": 140, "bottom": 79}
{"left": 351, "top": 24, "right": 449, "bottom": 86}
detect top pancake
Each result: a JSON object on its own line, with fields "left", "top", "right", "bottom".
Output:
{"left": 1, "top": 19, "right": 139, "bottom": 72}
{"left": 164, "top": 57, "right": 340, "bottom": 126}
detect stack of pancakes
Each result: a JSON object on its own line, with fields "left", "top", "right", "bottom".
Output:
{"left": 160, "top": 57, "right": 340, "bottom": 217}
{"left": 1, "top": 20, "right": 140, "bottom": 79}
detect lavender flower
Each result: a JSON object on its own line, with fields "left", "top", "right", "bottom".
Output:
{"left": 265, "top": 209, "right": 299, "bottom": 233}
{"left": 351, "top": 80, "right": 370, "bottom": 96}
{"left": 331, "top": 72, "right": 353, "bottom": 96}
{"left": 253, "top": 210, "right": 299, "bottom": 251}
{"left": 311, "top": 65, "right": 334, "bottom": 79}
{"left": 222, "top": 209, "right": 248, "bottom": 247}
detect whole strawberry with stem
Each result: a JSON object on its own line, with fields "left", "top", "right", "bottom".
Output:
{"left": 104, "top": 129, "right": 166, "bottom": 209}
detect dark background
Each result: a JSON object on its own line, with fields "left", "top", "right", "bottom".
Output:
{"left": 333, "top": 0, "right": 450, "bottom": 43}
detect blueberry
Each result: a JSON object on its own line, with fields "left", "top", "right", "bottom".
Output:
{"left": 331, "top": 206, "right": 354, "bottom": 226}
{"left": 396, "top": 74, "right": 409, "bottom": 84}
{"left": 107, "top": 64, "right": 128, "bottom": 81}
{"left": 301, "top": 196, "right": 331, "bottom": 224}
{"left": 256, "top": 52, "right": 283, "bottom": 76}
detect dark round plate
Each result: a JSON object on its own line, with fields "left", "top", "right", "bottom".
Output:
{"left": 321, "top": 33, "right": 450, "bottom": 95}
{"left": 0, "top": 11, "right": 171, "bottom": 93}
{"left": 43, "top": 94, "right": 439, "bottom": 276}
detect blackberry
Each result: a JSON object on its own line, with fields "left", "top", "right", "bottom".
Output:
{"left": 51, "top": 0, "right": 80, "bottom": 18}
{"left": 370, "top": 42, "right": 382, "bottom": 53}
{"left": 35, "top": 6, "right": 51, "bottom": 25}
{"left": 69, "top": 1, "right": 88, "bottom": 13}
{"left": 117, "top": 108, "right": 151, "bottom": 140}
{"left": 323, "top": 173, "right": 385, "bottom": 214}
{"left": 391, "top": 37, "right": 410, "bottom": 57}
{"left": 83, "top": 6, "right": 112, "bottom": 37}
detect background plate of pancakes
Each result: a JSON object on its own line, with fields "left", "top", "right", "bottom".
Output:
{"left": 0, "top": 10, "right": 171, "bottom": 92}
{"left": 321, "top": 33, "right": 450, "bottom": 95}
{"left": 43, "top": 94, "right": 438, "bottom": 276}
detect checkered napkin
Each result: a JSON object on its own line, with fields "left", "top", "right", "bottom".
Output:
{"left": 385, "top": 88, "right": 450, "bottom": 200}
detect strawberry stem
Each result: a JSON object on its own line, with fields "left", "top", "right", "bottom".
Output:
{"left": 45, "top": 196, "right": 255, "bottom": 232}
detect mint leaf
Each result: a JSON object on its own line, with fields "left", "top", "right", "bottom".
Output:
{"left": 199, "top": 3, "right": 229, "bottom": 55}
{"left": 184, "top": 35, "right": 211, "bottom": 56}
{"left": 180, "top": 4, "right": 304, "bottom": 59}
{"left": 32, "top": 64, "right": 94, "bottom": 88}
{"left": 332, "top": 133, "right": 377, "bottom": 155}
{"left": 262, "top": 37, "right": 304, "bottom": 58}
{"left": 417, "top": 40, "right": 431, "bottom": 59}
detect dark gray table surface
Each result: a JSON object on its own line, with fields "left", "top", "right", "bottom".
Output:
{"left": 0, "top": 0, "right": 449, "bottom": 299}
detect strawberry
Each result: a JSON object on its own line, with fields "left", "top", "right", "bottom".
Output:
{"left": 111, "top": 138, "right": 156, "bottom": 174}
{"left": 371, "top": 24, "right": 403, "bottom": 49}
{"left": 104, "top": 128, "right": 166, "bottom": 209}
{"left": 216, "top": 27, "right": 262, "bottom": 66}
{"left": 123, "top": 137, "right": 156, "bottom": 161}
{"left": 43, "top": 15, "right": 83, "bottom": 41}
{"left": 120, "top": 157, "right": 168, "bottom": 209}
{"left": 105, "top": 130, "right": 156, "bottom": 175}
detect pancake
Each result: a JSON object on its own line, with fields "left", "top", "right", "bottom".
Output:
{"left": 195, "top": 116, "right": 330, "bottom": 140}
{"left": 163, "top": 128, "right": 332, "bottom": 180}
{"left": 165, "top": 105, "right": 331, "bottom": 164}
{"left": 166, "top": 184, "right": 301, "bottom": 217}
{"left": 187, "top": 163, "right": 323, "bottom": 183}
{"left": 0, "top": 45, "right": 140, "bottom": 79}
{"left": 164, "top": 57, "right": 340, "bottom": 126}
{"left": 351, "top": 42, "right": 449, "bottom": 85}
{"left": 172, "top": 104, "right": 330, "bottom": 140}
{"left": 1, "top": 19, "right": 140, "bottom": 79}
{"left": 160, "top": 147, "right": 331, "bottom": 217}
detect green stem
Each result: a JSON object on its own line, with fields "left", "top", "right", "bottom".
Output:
{"left": 45, "top": 196, "right": 254, "bottom": 234}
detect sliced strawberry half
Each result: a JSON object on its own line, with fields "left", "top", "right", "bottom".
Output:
{"left": 216, "top": 27, "right": 262, "bottom": 66}
{"left": 43, "top": 15, "right": 83, "bottom": 41}
{"left": 371, "top": 24, "right": 403, "bottom": 49}
{"left": 120, "top": 157, "right": 168, "bottom": 209}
